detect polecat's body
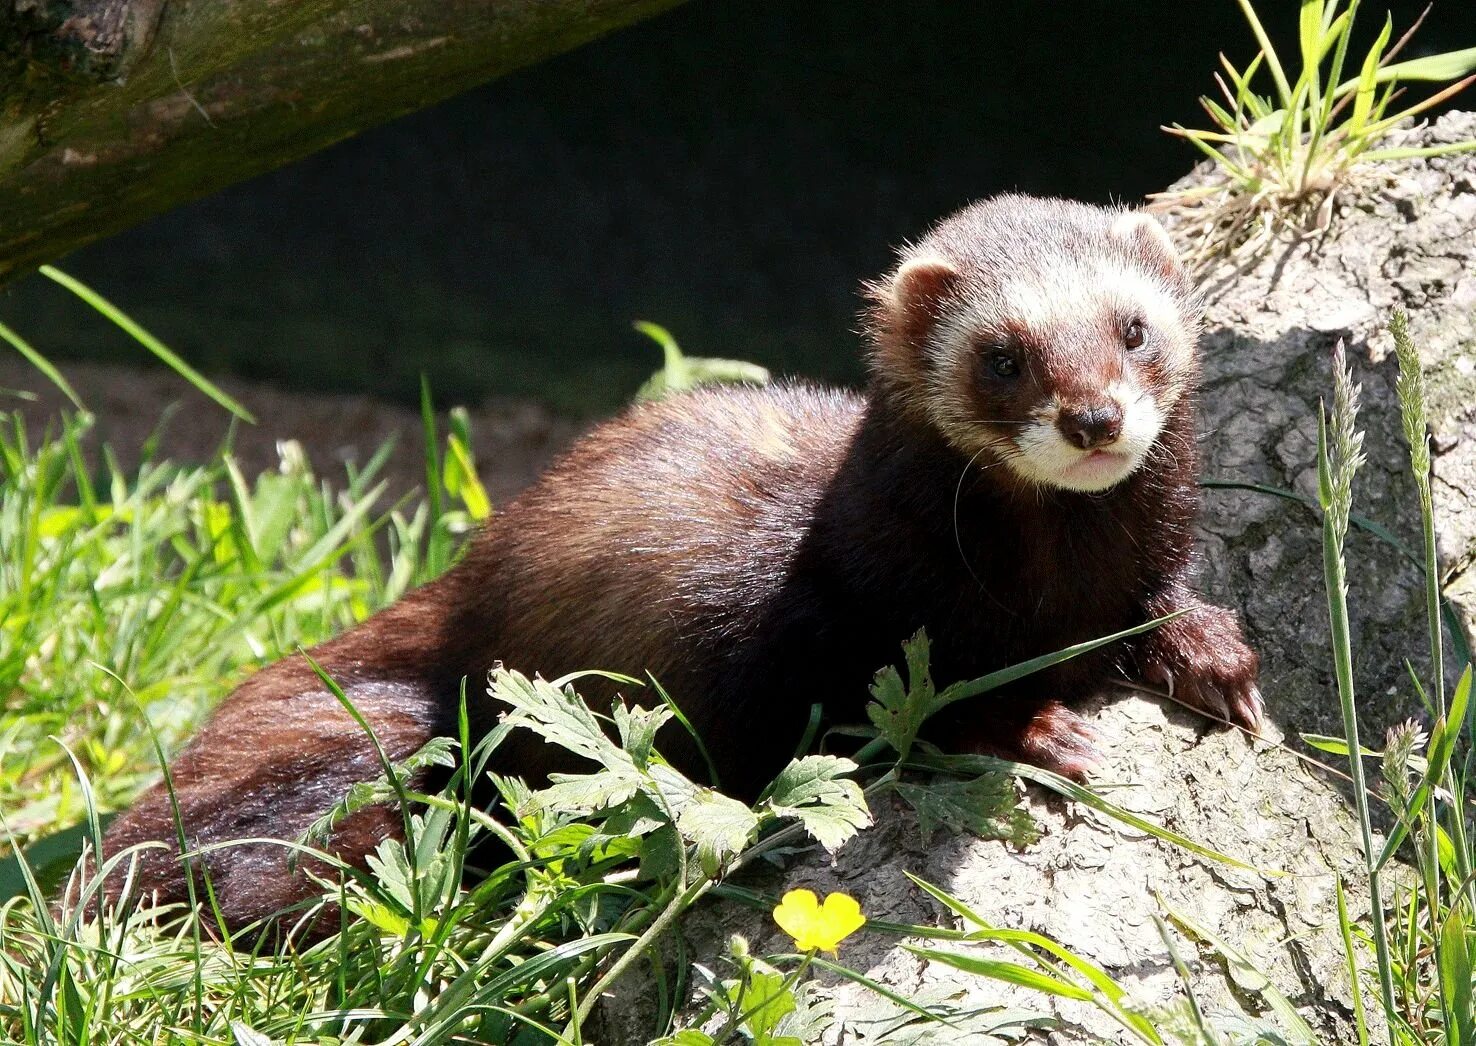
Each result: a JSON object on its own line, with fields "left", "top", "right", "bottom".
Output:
{"left": 101, "top": 196, "right": 1260, "bottom": 930}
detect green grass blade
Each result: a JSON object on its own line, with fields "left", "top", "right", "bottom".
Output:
{"left": 920, "top": 753, "right": 1269, "bottom": 874}
{"left": 1361, "top": 139, "right": 1476, "bottom": 162}
{"left": 1335, "top": 45, "right": 1476, "bottom": 92}
{"left": 1334, "top": 878, "right": 1371, "bottom": 1046}
{"left": 38, "top": 266, "right": 255, "bottom": 423}
{"left": 1162, "top": 897, "right": 1318, "bottom": 1045}
{"left": 1351, "top": 14, "right": 1394, "bottom": 134}
{"left": 934, "top": 609, "right": 1187, "bottom": 709}
{"left": 904, "top": 945, "right": 1095, "bottom": 1002}
{"left": 1235, "top": 0, "right": 1293, "bottom": 106}
{"left": 0, "top": 320, "right": 85, "bottom": 410}
{"left": 1439, "top": 906, "right": 1475, "bottom": 1046}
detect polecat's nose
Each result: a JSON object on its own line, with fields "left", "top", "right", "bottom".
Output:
{"left": 1057, "top": 402, "right": 1124, "bottom": 449}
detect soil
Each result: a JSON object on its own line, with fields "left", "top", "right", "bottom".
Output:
{"left": 0, "top": 357, "right": 583, "bottom": 507}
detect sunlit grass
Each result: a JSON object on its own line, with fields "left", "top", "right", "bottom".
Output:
{"left": 1154, "top": 0, "right": 1476, "bottom": 265}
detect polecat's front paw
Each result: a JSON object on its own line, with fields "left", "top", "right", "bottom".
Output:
{"left": 957, "top": 698, "right": 1103, "bottom": 781}
{"left": 1139, "top": 605, "right": 1262, "bottom": 732}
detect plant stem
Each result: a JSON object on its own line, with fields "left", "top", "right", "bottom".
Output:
{"left": 572, "top": 876, "right": 713, "bottom": 1029}
{"left": 1319, "top": 418, "right": 1399, "bottom": 1034}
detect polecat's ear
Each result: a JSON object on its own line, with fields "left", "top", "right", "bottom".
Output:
{"left": 1112, "top": 211, "right": 1188, "bottom": 288}
{"left": 863, "top": 253, "right": 959, "bottom": 389}
{"left": 885, "top": 254, "right": 959, "bottom": 347}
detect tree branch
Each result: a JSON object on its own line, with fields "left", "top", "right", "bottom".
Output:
{"left": 0, "top": 0, "right": 686, "bottom": 281}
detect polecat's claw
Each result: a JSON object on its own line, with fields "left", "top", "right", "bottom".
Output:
{"left": 1139, "top": 603, "right": 1262, "bottom": 735}
{"left": 1230, "top": 684, "right": 1264, "bottom": 734}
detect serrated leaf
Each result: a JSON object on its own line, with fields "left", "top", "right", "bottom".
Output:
{"left": 613, "top": 702, "right": 671, "bottom": 769}
{"left": 767, "top": 755, "right": 871, "bottom": 852}
{"left": 776, "top": 794, "right": 872, "bottom": 853}
{"left": 527, "top": 769, "right": 643, "bottom": 817}
{"left": 598, "top": 792, "right": 670, "bottom": 840}
{"left": 677, "top": 789, "right": 760, "bottom": 876}
{"left": 768, "top": 754, "right": 860, "bottom": 807}
{"left": 492, "top": 669, "right": 618, "bottom": 767}
{"left": 895, "top": 773, "right": 1039, "bottom": 846}
{"left": 299, "top": 735, "right": 458, "bottom": 844}
{"left": 866, "top": 630, "right": 937, "bottom": 760}
{"left": 639, "top": 822, "right": 683, "bottom": 882}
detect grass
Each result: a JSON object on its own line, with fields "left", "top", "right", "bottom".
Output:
{"left": 1153, "top": 0, "right": 1476, "bottom": 265}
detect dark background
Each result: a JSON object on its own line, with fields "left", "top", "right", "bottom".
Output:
{"left": 3, "top": 0, "right": 1474, "bottom": 414}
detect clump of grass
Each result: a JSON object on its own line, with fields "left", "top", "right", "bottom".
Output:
{"left": 1153, "top": 0, "right": 1476, "bottom": 265}
{"left": 0, "top": 412, "right": 451, "bottom": 845}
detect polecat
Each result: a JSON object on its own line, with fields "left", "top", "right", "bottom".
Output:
{"left": 98, "top": 195, "right": 1261, "bottom": 930}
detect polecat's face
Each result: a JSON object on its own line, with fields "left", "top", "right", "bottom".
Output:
{"left": 865, "top": 196, "right": 1201, "bottom": 494}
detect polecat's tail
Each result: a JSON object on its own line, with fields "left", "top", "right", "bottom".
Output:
{"left": 89, "top": 577, "right": 471, "bottom": 938}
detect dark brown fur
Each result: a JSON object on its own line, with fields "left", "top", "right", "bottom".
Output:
{"left": 98, "top": 196, "right": 1259, "bottom": 931}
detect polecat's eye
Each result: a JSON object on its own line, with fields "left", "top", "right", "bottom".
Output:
{"left": 989, "top": 352, "right": 1019, "bottom": 379}
{"left": 1124, "top": 320, "right": 1146, "bottom": 349}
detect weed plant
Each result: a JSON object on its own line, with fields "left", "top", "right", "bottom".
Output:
{"left": 1155, "top": 0, "right": 1476, "bottom": 264}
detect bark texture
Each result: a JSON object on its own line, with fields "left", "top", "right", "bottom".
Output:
{"left": 0, "top": 0, "right": 684, "bottom": 281}
{"left": 599, "top": 112, "right": 1476, "bottom": 1043}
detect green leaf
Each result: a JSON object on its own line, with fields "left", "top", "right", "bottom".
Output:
{"left": 919, "top": 752, "right": 1268, "bottom": 874}
{"left": 1334, "top": 878, "right": 1370, "bottom": 1046}
{"left": 865, "top": 629, "right": 936, "bottom": 760}
{"left": 443, "top": 428, "right": 491, "bottom": 521}
{"left": 528, "top": 769, "right": 644, "bottom": 817}
{"left": 895, "top": 772, "right": 1039, "bottom": 846}
{"left": 638, "top": 822, "right": 683, "bottom": 882}
{"left": 612, "top": 702, "right": 672, "bottom": 770}
{"left": 740, "top": 969, "right": 799, "bottom": 1044}
{"left": 1299, "top": 1, "right": 1324, "bottom": 79}
{"left": 300, "top": 735, "right": 458, "bottom": 844}
{"left": 677, "top": 789, "right": 760, "bottom": 876}
{"left": 766, "top": 755, "right": 872, "bottom": 851}
{"left": 904, "top": 945, "right": 1095, "bottom": 1001}
{"left": 650, "top": 1032, "right": 716, "bottom": 1046}
{"left": 1350, "top": 14, "right": 1393, "bottom": 134}
{"left": 1334, "top": 45, "right": 1476, "bottom": 94}
{"left": 933, "top": 609, "right": 1187, "bottom": 711}
{"left": 633, "top": 321, "right": 770, "bottom": 401}
{"left": 1162, "top": 898, "right": 1319, "bottom": 1045}
{"left": 1299, "top": 733, "right": 1380, "bottom": 759}
{"left": 1439, "top": 907, "right": 1475, "bottom": 1045}
{"left": 492, "top": 669, "right": 621, "bottom": 768}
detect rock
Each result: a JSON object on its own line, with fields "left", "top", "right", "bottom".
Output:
{"left": 598, "top": 112, "right": 1476, "bottom": 1042}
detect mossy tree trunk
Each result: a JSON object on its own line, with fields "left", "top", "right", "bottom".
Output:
{"left": 0, "top": 0, "right": 684, "bottom": 281}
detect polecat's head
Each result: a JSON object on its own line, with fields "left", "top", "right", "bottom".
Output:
{"left": 863, "top": 195, "right": 1201, "bottom": 493}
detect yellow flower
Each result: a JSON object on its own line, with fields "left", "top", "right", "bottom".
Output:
{"left": 772, "top": 889, "right": 866, "bottom": 953}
